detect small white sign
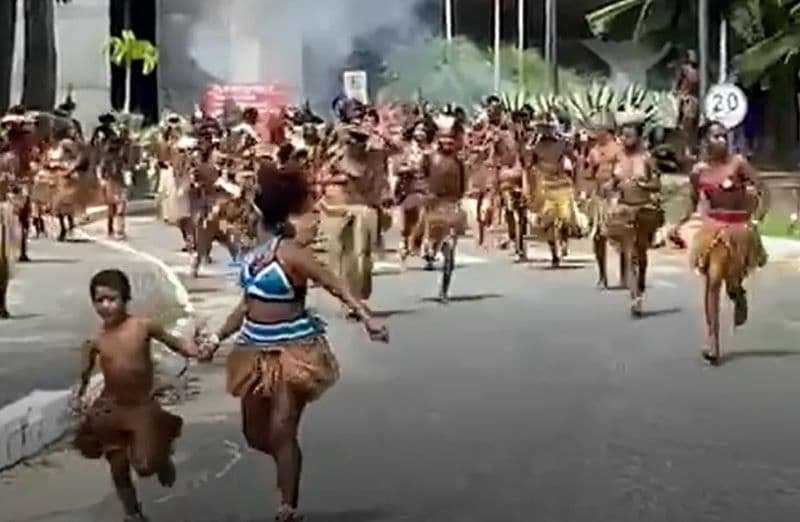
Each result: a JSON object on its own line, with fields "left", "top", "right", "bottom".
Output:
{"left": 704, "top": 83, "right": 748, "bottom": 129}
{"left": 343, "top": 70, "right": 368, "bottom": 104}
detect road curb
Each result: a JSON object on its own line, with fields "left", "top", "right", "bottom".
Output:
{"left": 0, "top": 200, "right": 193, "bottom": 471}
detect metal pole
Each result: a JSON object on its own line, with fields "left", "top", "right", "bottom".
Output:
{"left": 494, "top": 0, "right": 501, "bottom": 93}
{"left": 445, "top": 0, "right": 453, "bottom": 42}
{"left": 698, "top": 0, "right": 708, "bottom": 99}
{"left": 551, "top": 0, "right": 558, "bottom": 94}
{"left": 718, "top": 17, "right": 727, "bottom": 83}
{"left": 544, "top": 0, "right": 551, "bottom": 65}
{"left": 518, "top": 0, "right": 525, "bottom": 89}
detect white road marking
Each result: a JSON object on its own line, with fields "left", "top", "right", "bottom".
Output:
{"left": 72, "top": 229, "right": 194, "bottom": 315}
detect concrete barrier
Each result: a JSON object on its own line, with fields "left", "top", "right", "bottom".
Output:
{"left": 0, "top": 200, "right": 190, "bottom": 471}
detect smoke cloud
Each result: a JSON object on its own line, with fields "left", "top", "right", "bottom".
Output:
{"left": 166, "top": 0, "right": 436, "bottom": 114}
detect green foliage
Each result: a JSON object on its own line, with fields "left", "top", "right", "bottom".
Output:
{"left": 733, "top": 0, "right": 800, "bottom": 85}
{"left": 585, "top": 0, "right": 800, "bottom": 86}
{"left": 378, "top": 37, "right": 592, "bottom": 108}
{"left": 103, "top": 30, "right": 159, "bottom": 75}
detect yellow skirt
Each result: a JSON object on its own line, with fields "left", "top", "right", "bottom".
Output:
{"left": 539, "top": 186, "right": 575, "bottom": 224}
{"left": 226, "top": 335, "right": 340, "bottom": 402}
{"left": 0, "top": 202, "right": 19, "bottom": 276}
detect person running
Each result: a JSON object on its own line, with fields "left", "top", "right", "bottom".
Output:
{"left": 72, "top": 269, "right": 203, "bottom": 521}
{"left": 199, "top": 162, "right": 389, "bottom": 521}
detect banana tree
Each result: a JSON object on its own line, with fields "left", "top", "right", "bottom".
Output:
{"left": 104, "top": 29, "right": 159, "bottom": 114}
{"left": 586, "top": 0, "right": 800, "bottom": 161}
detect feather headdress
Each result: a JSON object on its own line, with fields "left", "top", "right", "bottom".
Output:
{"left": 433, "top": 113, "right": 458, "bottom": 134}
{"left": 563, "top": 82, "right": 617, "bottom": 128}
{"left": 615, "top": 86, "right": 679, "bottom": 133}
{"left": 529, "top": 93, "right": 563, "bottom": 118}
{"left": 500, "top": 89, "right": 529, "bottom": 114}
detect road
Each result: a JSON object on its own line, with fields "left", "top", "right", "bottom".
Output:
{"left": 2, "top": 216, "right": 800, "bottom": 521}
{"left": 0, "top": 231, "right": 183, "bottom": 405}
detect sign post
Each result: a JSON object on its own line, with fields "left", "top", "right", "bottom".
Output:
{"left": 343, "top": 71, "right": 368, "bottom": 104}
{"left": 703, "top": 83, "right": 748, "bottom": 129}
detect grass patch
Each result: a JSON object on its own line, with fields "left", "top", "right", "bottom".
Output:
{"left": 655, "top": 183, "right": 800, "bottom": 240}
{"left": 757, "top": 213, "right": 800, "bottom": 239}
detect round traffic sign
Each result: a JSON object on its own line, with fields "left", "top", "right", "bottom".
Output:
{"left": 703, "top": 83, "right": 748, "bottom": 129}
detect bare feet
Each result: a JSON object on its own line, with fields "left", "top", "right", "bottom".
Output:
{"left": 275, "top": 505, "right": 304, "bottom": 521}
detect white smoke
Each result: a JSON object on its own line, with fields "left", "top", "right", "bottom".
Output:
{"left": 173, "top": 0, "right": 433, "bottom": 112}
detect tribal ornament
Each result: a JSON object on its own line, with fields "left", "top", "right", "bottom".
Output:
{"left": 528, "top": 93, "right": 563, "bottom": 118}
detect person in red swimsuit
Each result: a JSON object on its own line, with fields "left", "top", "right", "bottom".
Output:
{"left": 671, "top": 121, "right": 768, "bottom": 365}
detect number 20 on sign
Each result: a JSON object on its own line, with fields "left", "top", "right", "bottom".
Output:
{"left": 703, "top": 83, "right": 748, "bottom": 129}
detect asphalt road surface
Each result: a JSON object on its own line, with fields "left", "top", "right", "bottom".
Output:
{"left": 0, "top": 232, "right": 182, "bottom": 405}
{"left": 2, "top": 217, "right": 800, "bottom": 522}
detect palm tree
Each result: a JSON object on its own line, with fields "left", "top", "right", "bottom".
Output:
{"left": 586, "top": 0, "right": 800, "bottom": 161}
{"left": 104, "top": 29, "right": 158, "bottom": 113}
{"left": 0, "top": 0, "right": 17, "bottom": 111}
{"left": 0, "top": 0, "right": 71, "bottom": 112}
{"left": 22, "top": 0, "right": 59, "bottom": 110}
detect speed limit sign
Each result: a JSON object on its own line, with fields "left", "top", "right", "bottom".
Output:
{"left": 703, "top": 83, "right": 748, "bottom": 129}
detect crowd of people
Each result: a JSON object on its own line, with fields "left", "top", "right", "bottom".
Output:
{"left": 0, "top": 74, "right": 769, "bottom": 519}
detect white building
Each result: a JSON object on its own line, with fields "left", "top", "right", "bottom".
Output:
{"left": 9, "top": 0, "right": 306, "bottom": 127}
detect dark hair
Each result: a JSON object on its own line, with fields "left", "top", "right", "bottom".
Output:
{"left": 277, "top": 142, "right": 295, "bottom": 164}
{"left": 90, "top": 269, "right": 132, "bottom": 302}
{"left": 366, "top": 108, "right": 380, "bottom": 124}
{"left": 243, "top": 107, "right": 259, "bottom": 125}
{"left": 402, "top": 119, "right": 435, "bottom": 143}
{"left": 619, "top": 122, "right": 644, "bottom": 137}
{"left": 700, "top": 119, "right": 725, "bottom": 139}
{"left": 254, "top": 163, "right": 310, "bottom": 227}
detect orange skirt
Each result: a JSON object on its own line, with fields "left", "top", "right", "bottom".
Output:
{"left": 690, "top": 218, "right": 767, "bottom": 278}
{"left": 226, "top": 335, "right": 340, "bottom": 401}
{"left": 73, "top": 394, "right": 182, "bottom": 464}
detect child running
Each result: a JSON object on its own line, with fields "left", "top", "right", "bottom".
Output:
{"left": 73, "top": 269, "right": 204, "bottom": 521}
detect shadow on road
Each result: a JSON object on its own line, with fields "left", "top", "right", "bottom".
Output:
{"left": 245, "top": 507, "right": 396, "bottom": 522}
{"left": 5, "top": 313, "right": 42, "bottom": 320}
{"left": 537, "top": 263, "right": 586, "bottom": 271}
{"left": 638, "top": 307, "right": 683, "bottom": 318}
{"left": 24, "top": 258, "right": 81, "bottom": 264}
{"left": 370, "top": 309, "right": 418, "bottom": 318}
{"left": 420, "top": 293, "right": 503, "bottom": 303}
{"left": 722, "top": 349, "right": 800, "bottom": 363}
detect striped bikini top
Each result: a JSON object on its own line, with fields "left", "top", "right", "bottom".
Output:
{"left": 239, "top": 237, "right": 307, "bottom": 303}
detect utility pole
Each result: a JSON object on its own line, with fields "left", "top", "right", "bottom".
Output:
{"left": 444, "top": 0, "right": 454, "bottom": 62}
{"left": 545, "top": 0, "right": 558, "bottom": 93}
{"left": 698, "top": 0, "right": 708, "bottom": 98}
{"left": 518, "top": 0, "right": 525, "bottom": 89}
{"left": 718, "top": 17, "right": 727, "bottom": 83}
{"left": 445, "top": 0, "right": 453, "bottom": 42}
{"left": 493, "top": 0, "right": 501, "bottom": 93}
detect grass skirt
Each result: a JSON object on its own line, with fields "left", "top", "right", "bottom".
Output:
{"left": 226, "top": 335, "right": 340, "bottom": 402}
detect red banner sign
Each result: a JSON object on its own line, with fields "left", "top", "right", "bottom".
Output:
{"left": 201, "top": 83, "right": 289, "bottom": 141}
